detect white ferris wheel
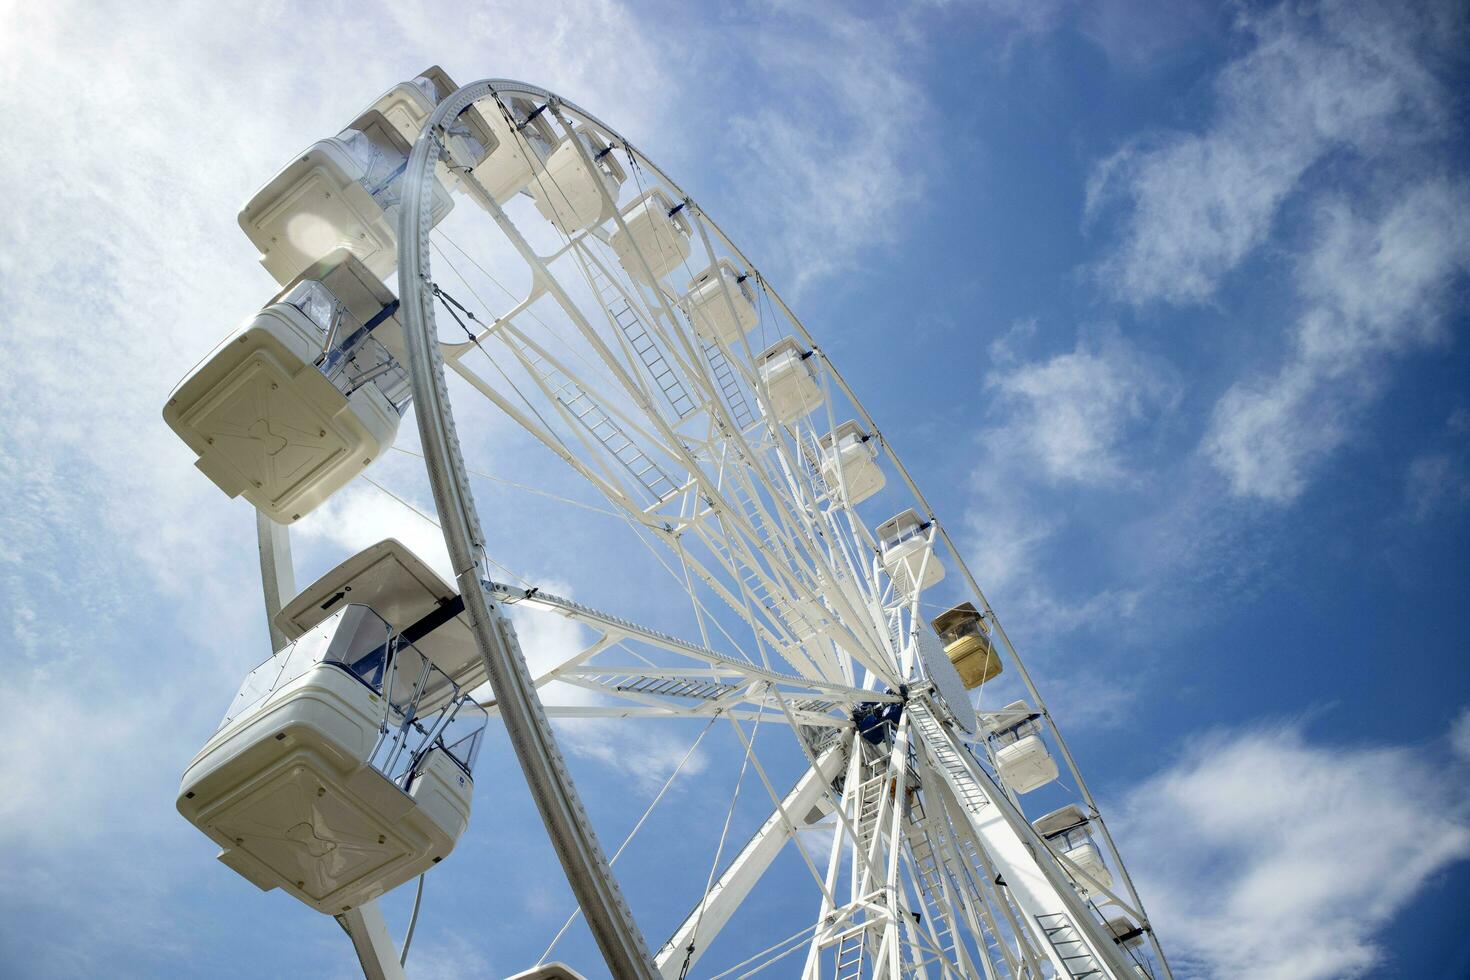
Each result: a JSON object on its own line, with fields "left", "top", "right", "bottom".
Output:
{"left": 163, "top": 68, "right": 1174, "bottom": 980}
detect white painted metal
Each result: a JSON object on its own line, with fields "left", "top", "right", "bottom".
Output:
{"left": 681, "top": 258, "right": 757, "bottom": 346}
{"left": 757, "top": 337, "right": 824, "bottom": 424}
{"left": 914, "top": 629, "right": 978, "bottom": 735}
{"left": 611, "top": 187, "right": 692, "bottom": 284}
{"left": 278, "top": 539, "right": 484, "bottom": 703}
{"left": 909, "top": 700, "right": 1140, "bottom": 978}
{"left": 256, "top": 511, "right": 295, "bottom": 651}
{"left": 176, "top": 72, "right": 1174, "bottom": 980}
{"left": 655, "top": 748, "right": 846, "bottom": 978}
{"left": 176, "top": 606, "right": 479, "bottom": 915}
{"left": 397, "top": 81, "right": 658, "bottom": 979}
{"left": 240, "top": 109, "right": 453, "bottom": 285}
{"left": 163, "top": 258, "right": 407, "bottom": 523}
{"left": 338, "top": 903, "right": 408, "bottom": 980}
{"left": 409, "top": 76, "right": 1165, "bottom": 979}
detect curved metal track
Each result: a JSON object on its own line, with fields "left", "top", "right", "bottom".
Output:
{"left": 398, "top": 79, "right": 657, "bottom": 980}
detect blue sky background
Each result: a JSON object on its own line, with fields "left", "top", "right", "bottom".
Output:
{"left": 2, "top": 1, "right": 1468, "bottom": 978}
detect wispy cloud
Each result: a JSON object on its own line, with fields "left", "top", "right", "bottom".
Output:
{"left": 1117, "top": 712, "right": 1470, "bottom": 980}
{"left": 1452, "top": 707, "right": 1470, "bottom": 763}
{"left": 985, "top": 328, "right": 1180, "bottom": 487}
{"left": 1204, "top": 178, "right": 1470, "bottom": 502}
{"left": 1087, "top": 0, "right": 1459, "bottom": 306}
{"left": 960, "top": 326, "right": 1174, "bottom": 651}
{"left": 723, "top": 6, "right": 934, "bottom": 287}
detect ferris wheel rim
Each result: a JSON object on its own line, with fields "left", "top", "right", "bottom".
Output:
{"left": 396, "top": 77, "right": 659, "bottom": 980}
{"left": 391, "top": 75, "right": 1170, "bottom": 979}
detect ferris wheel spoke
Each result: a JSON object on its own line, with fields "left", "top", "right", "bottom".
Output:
{"left": 655, "top": 746, "right": 847, "bottom": 979}
{"left": 156, "top": 73, "right": 1169, "bottom": 980}
{"left": 444, "top": 354, "right": 641, "bottom": 510}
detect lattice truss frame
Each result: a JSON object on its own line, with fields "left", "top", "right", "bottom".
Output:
{"left": 379, "top": 79, "right": 1173, "bottom": 980}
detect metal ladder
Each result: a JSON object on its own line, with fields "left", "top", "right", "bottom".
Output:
{"left": 802, "top": 432, "right": 831, "bottom": 499}
{"left": 1035, "top": 914, "right": 1105, "bottom": 979}
{"left": 583, "top": 257, "right": 698, "bottom": 420}
{"left": 834, "top": 925, "right": 869, "bottom": 980}
{"left": 506, "top": 334, "right": 680, "bottom": 503}
{"left": 702, "top": 339, "right": 757, "bottom": 430}
{"left": 905, "top": 795, "right": 978, "bottom": 979}
{"left": 722, "top": 479, "right": 823, "bottom": 643}
{"left": 592, "top": 672, "right": 840, "bottom": 715}
{"left": 607, "top": 674, "right": 737, "bottom": 701}
{"left": 913, "top": 702, "right": 1103, "bottom": 980}
{"left": 909, "top": 703, "right": 990, "bottom": 816}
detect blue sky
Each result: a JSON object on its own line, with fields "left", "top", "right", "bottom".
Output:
{"left": 2, "top": 1, "right": 1469, "bottom": 978}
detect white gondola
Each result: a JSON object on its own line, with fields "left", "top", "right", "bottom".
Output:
{"left": 362, "top": 67, "right": 497, "bottom": 189}
{"left": 819, "top": 420, "right": 886, "bottom": 504}
{"left": 757, "top": 338, "right": 823, "bottom": 424}
{"left": 681, "top": 258, "right": 758, "bottom": 346}
{"left": 469, "top": 93, "right": 558, "bottom": 205}
{"left": 1105, "top": 914, "right": 1147, "bottom": 950}
{"left": 988, "top": 699, "right": 1058, "bottom": 794}
{"left": 530, "top": 127, "right": 627, "bottom": 235}
{"left": 239, "top": 109, "right": 454, "bottom": 285}
{"left": 1033, "top": 804, "right": 1114, "bottom": 897}
{"left": 276, "top": 538, "right": 485, "bottom": 701}
{"left": 876, "top": 509, "right": 945, "bottom": 594}
{"left": 609, "top": 188, "right": 692, "bottom": 285}
{"left": 162, "top": 252, "right": 409, "bottom": 523}
{"left": 177, "top": 603, "right": 486, "bottom": 915}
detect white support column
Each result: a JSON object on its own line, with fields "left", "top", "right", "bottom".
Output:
{"left": 910, "top": 702, "right": 1137, "bottom": 979}
{"left": 255, "top": 510, "right": 294, "bottom": 650}
{"left": 338, "top": 904, "right": 407, "bottom": 980}
{"left": 656, "top": 746, "right": 846, "bottom": 979}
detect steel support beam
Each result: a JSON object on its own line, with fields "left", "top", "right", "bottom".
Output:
{"left": 338, "top": 904, "right": 408, "bottom": 980}
{"left": 655, "top": 746, "right": 846, "bottom": 979}
{"left": 398, "top": 81, "right": 657, "bottom": 980}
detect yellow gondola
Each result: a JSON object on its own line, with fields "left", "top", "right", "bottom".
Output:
{"left": 930, "top": 602, "right": 1002, "bottom": 689}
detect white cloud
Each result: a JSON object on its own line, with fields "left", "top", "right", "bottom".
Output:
{"left": 723, "top": 7, "right": 934, "bottom": 287}
{"left": 1117, "top": 715, "right": 1470, "bottom": 980}
{"left": 1205, "top": 178, "right": 1470, "bottom": 502}
{"left": 1403, "top": 451, "right": 1470, "bottom": 521}
{"left": 295, "top": 481, "right": 457, "bottom": 583}
{"left": 1452, "top": 707, "right": 1470, "bottom": 764}
{"left": 961, "top": 328, "right": 1172, "bottom": 628}
{"left": 957, "top": 0, "right": 1218, "bottom": 68}
{"left": 0, "top": 1, "right": 698, "bottom": 970}
{"left": 985, "top": 330, "right": 1179, "bottom": 486}
{"left": 1087, "top": 0, "right": 1458, "bottom": 305}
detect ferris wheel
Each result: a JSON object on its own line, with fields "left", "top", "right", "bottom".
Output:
{"left": 162, "top": 68, "right": 1174, "bottom": 980}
